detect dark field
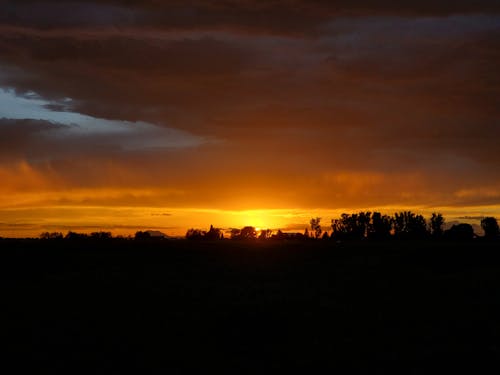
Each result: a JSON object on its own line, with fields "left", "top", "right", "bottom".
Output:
{"left": 2, "top": 239, "right": 500, "bottom": 373}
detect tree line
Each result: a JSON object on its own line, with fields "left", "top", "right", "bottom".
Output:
{"left": 186, "top": 212, "right": 500, "bottom": 241}
{"left": 33, "top": 211, "right": 499, "bottom": 242}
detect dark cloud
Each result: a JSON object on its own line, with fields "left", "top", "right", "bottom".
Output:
{"left": 1, "top": 1, "right": 144, "bottom": 29}
{"left": 2, "top": 33, "right": 250, "bottom": 74}
{"left": 0, "top": 118, "right": 67, "bottom": 160}
{"left": 0, "top": 118, "right": 127, "bottom": 162}
{"left": 0, "top": 114, "right": 205, "bottom": 163}
{"left": 3, "top": 1, "right": 500, "bottom": 35}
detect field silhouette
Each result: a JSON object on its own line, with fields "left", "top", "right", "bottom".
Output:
{"left": 2, "top": 237, "right": 500, "bottom": 373}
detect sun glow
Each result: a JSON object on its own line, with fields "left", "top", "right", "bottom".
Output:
{"left": 1, "top": 183, "right": 500, "bottom": 238}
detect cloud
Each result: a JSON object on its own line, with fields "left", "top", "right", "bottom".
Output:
{"left": 0, "top": 4, "right": 499, "bottom": 218}
{"left": 0, "top": 88, "right": 207, "bottom": 160}
{"left": 2, "top": 1, "right": 500, "bottom": 35}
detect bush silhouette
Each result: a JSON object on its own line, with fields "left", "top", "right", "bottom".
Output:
{"left": 135, "top": 231, "right": 152, "bottom": 240}
{"left": 444, "top": 224, "right": 475, "bottom": 240}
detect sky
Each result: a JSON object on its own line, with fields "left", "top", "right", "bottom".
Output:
{"left": 1, "top": 1, "right": 499, "bottom": 237}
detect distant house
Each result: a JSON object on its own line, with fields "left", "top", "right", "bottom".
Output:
{"left": 271, "top": 231, "right": 306, "bottom": 240}
{"left": 146, "top": 230, "right": 168, "bottom": 239}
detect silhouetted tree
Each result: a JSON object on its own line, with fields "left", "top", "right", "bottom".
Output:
{"left": 90, "top": 231, "right": 112, "bottom": 240}
{"left": 331, "top": 216, "right": 348, "bottom": 240}
{"left": 230, "top": 228, "right": 241, "bottom": 240}
{"left": 355, "top": 211, "right": 371, "bottom": 239}
{"left": 205, "top": 225, "right": 223, "bottom": 240}
{"left": 258, "top": 229, "right": 272, "bottom": 240}
{"left": 230, "top": 227, "right": 257, "bottom": 240}
{"left": 368, "top": 212, "right": 392, "bottom": 240}
{"left": 481, "top": 217, "right": 499, "bottom": 239}
{"left": 430, "top": 213, "right": 445, "bottom": 238}
{"left": 40, "top": 232, "right": 63, "bottom": 240}
{"left": 65, "top": 231, "right": 88, "bottom": 240}
{"left": 331, "top": 212, "right": 371, "bottom": 240}
{"left": 321, "top": 231, "right": 329, "bottom": 240}
{"left": 304, "top": 228, "right": 310, "bottom": 238}
{"left": 444, "top": 223, "right": 475, "bottom": 240}
{"left": 240, "top": 226, "right": 257, "bottom": 240}
{"left": 310, "top": 217, "right": 322, "bottom": 239}
{"left": 393, "top": 211, "right": 428, "bottom": 239}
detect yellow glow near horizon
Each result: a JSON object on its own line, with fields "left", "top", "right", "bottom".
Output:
{"left": 0, "top": 202, "right": 499, "bottom": 238}
{"left": 1, "top": 177, "right": 500, "bottom": 238}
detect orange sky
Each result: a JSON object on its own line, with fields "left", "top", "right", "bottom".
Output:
{"left": 1, "top": 160, "right": 498, "bottom": 237}
{"left": 0, "top": 1, "right": 499, "bottom": 237}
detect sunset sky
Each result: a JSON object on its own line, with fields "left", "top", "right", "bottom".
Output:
{"left": 1, "top": 1, "right": 499, "bottom": 237}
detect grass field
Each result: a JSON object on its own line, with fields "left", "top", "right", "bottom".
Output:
{"left": 1, "top": 239, "right": 500, "bottom": 373}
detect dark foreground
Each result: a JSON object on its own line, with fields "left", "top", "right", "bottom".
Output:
{"left": 1, "top": 239, "right": 500, "bottom": 373}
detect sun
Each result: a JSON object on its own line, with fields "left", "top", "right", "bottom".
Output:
{"left": 237, "top": 210, "right": 282, "bottom": 231}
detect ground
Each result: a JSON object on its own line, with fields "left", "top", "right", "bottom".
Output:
{"left": 1, "top": 239, "right": 500, "bottom": 373}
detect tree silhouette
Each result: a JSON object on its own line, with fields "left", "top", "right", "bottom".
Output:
{"left": 430, "top": 213, "right": 445, "bottom": 238}
{"left": 230, "top": 227, "right": 257, "bottom": 240}
{"left": 331, "top": 216, "right": 347, "bottom": 240}
{"left": 259, "top": 229, "right": 272, "bottom": 240}
{"left": 185, "top": 229, "right": 205, "bottom": 240}
{"left": 65, "top": 231, "right": 88, "bottom": 240}
{"left": 90, "top": 232, "right": 112, "bottom": 240}
{"left": 230, "top": 228, "right": 241, "bottom": 240}
{"left": 40, "top": 232, "right": 63, "bottom": 240}
{"left": 393, "top": 211, "right": 428, "bottom": 239}
{"left": 481, "top": 217, "right": 499, "bottom": 239}
{"left": 240, "top": 226, "right": 257, "bottom": 240}
{"left": 205, "top": 225, "right": 224, "bottom": 240}
{"left": 331, "top": 212, "right": 372, "bottom": 240}
{"left": 355, "top": 212, "right": 371, "bottom": 239}
{"left": 310, "top": 217, "right": 322, "bottom": 239}
{"left": 368, "top": 212, "right": 392, "bottom": 240}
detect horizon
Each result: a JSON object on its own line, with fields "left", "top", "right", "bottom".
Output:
{"left": 1, "top": 206, "right": 493, "bottom": 238}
